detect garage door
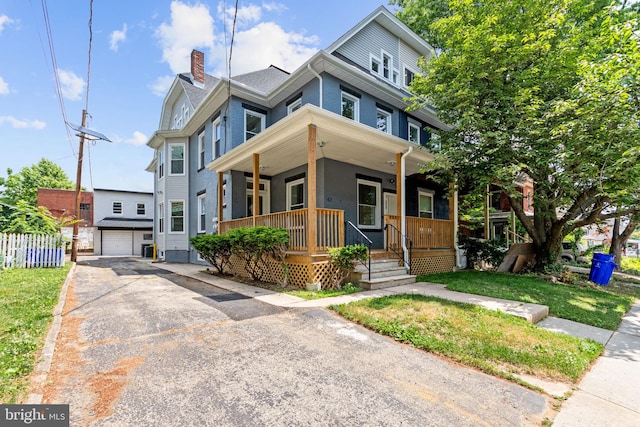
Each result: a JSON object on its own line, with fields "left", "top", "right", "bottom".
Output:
{"left": 102, "top": 230, "right": 133, "bottom": 255}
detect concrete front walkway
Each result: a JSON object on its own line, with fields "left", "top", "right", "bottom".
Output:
{"left": 152, "top": 259, "right": 640, "bottom": 426}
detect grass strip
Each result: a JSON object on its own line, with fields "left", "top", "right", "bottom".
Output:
{"left": 417, "top": 271, "right": 635, "bottom": 330}
{"left": 0, "top": 265, "right": 71, "bottom": 403}
{"left": 331, "top": 294, "right": 603, "bottom": 383}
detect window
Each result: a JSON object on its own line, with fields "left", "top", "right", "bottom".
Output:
{"left": 418, "top": 191, "right": 434, "bottom": 219}
{"left": 286, "top": 178, "right": 304, "bottom": 211}
{"left": 198, "top": 131, "right": 205, "bottom": 170}
{"left": 137, "top": 203, "right": 146, "bottom": 216}
{"left": 376, "top": 109, "right": 392, "bottom": 134}
{"left": 408, "top": 121, "right": 421, "bottom": 144}
{"left": 357, "top": 179, "right": 381, "bottom": 229}
{"left": 213, "top": 117, "right": 221, "bottom": 159}
{"left": 370, "top": 56, "right": 380, "bottom": 74}
{"left": 158, "top": 149, "right": 164, "bottom": 179}
{"left": 246, "top": 178, "right": 270, "bottom": 216}
{"left": 404, "top": 67, "right": 416, "bottom": 87}
{"left": 170, "top": 201, "right": 184, "bottom": 233}
{"left": 245, "top": 110, "right": 265, "bottom": 141}
{"left": 112, "top": 201, "right": 122, "bottom": 215}
{"left": 182, "top": 104, "right": 190, "bottom": 124}
{"left": 383, "top": 53, "right": 391, "bottom": 79}
{"left": 287, "top": 99, "right": 302, "bottom": 115}
{"left": 198, "top": 194, "right": 206, "bottom": 233}
{"left": 143, "top": 233, "right": 152, "bottom": 240}
{"left": 158, "top": 203, "right": 164, "bottom": 233}
{"left": 341, "top": 92, "right": 359, "bottom": 121}
{"left": 169, "top": 143, "right": 185, "bottom": 175}
{"left": 222, "top": 179, "right": 227, "bottom": 208}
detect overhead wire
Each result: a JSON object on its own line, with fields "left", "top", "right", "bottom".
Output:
{"left": 85, "top": 0, "right": 95, "bottom": 189}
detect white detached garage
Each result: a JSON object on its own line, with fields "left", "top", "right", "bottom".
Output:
{"left": 92, "top": 189, "right": 154, "bottom": 257}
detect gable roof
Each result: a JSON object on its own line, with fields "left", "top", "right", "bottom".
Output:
{"left": 326, "top": 6, "right": 435, "bottom": 59}
{"left": 178, "top": 73, "right": 220, "bottom": 110}
{"left": 232, "top": 65, "right": 291, "bottom": 93}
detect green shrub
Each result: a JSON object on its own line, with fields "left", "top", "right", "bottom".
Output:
{"left": 226, "top": 226, "right": 289, "bottom": 282}
{"left": 459, "top": 234, "right": 507, "bottom": 270}
{"left": 190, "top": 234, "right": 232, "bottom": 274}
{"left": 326, "top": 244, "right": 368, "bottom": 289}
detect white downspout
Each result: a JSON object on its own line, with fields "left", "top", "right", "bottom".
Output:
{"left": 454, "top": 188, "right": 462, "bottom": 269}
{"left": 401, "top": 146, "right": 413, "bottom": 270}
{"left": 307, "top": 63, "right": 323, "bottom": 109}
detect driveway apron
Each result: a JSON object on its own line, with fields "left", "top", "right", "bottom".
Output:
{"left": 42, "top": 257, "right": 554, "bottom": 426}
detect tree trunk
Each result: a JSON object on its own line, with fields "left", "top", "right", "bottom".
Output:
{"left": 609, "top": 216, "right": 638, "bottom": 270}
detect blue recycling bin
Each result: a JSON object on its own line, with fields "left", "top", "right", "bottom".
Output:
{"left": 589, "top": 253, "right": 616, "bottom": 285}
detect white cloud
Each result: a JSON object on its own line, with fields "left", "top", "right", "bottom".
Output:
{"left": 0, "top": 116, "right": 46, "bottom": 130}
{"left": 155, "top": 1, "right": 215, "bottom": 74}
{"left": 222, "top": 22, "right": 318, "bottom": 76}
{"left": 150, "top": 75, "right": 175, "bottom": 97}
{"left": 0, "top": 76, "right": 9, "bottom": 95}
{"left": 109, "top": 24, "right": 127, "bottom": 51}
{"left": 124, "top": 131, "right": 148, "bottom": 146}
{"left": 0, "top": 15, "right": 14, "bottom": 34}
{"left": 57, "top": 69, "right": 85, "bottom": 101}
{"left": 262, "top": 2, "right": 287, "bottom": 13}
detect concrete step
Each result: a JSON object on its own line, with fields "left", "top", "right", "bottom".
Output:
{"left": 354, "top": 259, "right": 403, "bottom": 272}
{"left": 352, "top": 267, "right": 408, "bottom": 280}
{"left": 359, "top": 274, "right": 417, "bottom": 290}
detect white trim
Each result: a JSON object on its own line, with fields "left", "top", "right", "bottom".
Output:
{"left": 246, "top": 178, "right": 271, "bottom": 216}
{"left": 136, "top": 202, "right": 146, "bottom": 216}
{"left": 158, "top": 202, "right": 165, "bottom": 234}
{"left": 169, "top": 199, "right": 186, "bottom": 234}
{"left": 169, "top": 142, "right": 186, "bottom": 176}
{"left": 287, "top": 98, "right": 302, "bottom": 115}
{"left": 197, "top": 193, "right": 206, "bottom": 233}
{"left": 286, "top": 178, "right": 305, "bottom": 211}
{"left": 244, "top": 109, "right": 266, "bottom": 141}
{"left": 213, "top": 117, "right": 221, "bottom": 160}
{"left": 402, "top": 64, "right": 419, "bottom": 88}
{"left": 408, "top": 120, "right": 421, "bottom": 145}
{"left": 157, "top": 148, "right": 165, "bottom": 179}
{"left": 357, "top": 178, "right": 381, "bottom": 229}
{"left": 197, "top": 131, "right": 205, "bottom": 170}
{"left": 341, "top": 92, "right": 359, "bottom": 121}
{"left": 376, "top": 108, "right": 392, "bottom": 134}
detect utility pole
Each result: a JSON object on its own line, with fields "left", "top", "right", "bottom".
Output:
{"left": 71, "top": 109, "right": 88, "bottom": 263}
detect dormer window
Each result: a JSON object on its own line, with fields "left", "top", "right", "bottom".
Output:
{"left": 370, "top": 50, "right": 399, "bottom": 85}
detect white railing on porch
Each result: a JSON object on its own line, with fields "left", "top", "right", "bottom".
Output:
{"left": 218, "top": 208, "right": 344, "bottom": 252}
{"left": 0, "top": 233, "right": 66, "bottom": 269}
{"left": 385, "top": 215, "right": 454, "bottom": 250}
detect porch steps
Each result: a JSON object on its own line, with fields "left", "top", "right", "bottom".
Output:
{"left": 352, "top": 258, "right": 417, "bottom": 290}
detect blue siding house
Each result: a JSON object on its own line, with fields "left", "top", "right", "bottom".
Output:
{"left": 147, "top": 6, "right": 459, "bottom": 288}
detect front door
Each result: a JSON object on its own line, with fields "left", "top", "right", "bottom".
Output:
{"left": 383, "top": 192, "right": 397, "bottom": 249}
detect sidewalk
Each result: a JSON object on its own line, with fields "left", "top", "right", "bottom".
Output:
{"left": 146, "top": 260, "right": 640, "bottom": 426}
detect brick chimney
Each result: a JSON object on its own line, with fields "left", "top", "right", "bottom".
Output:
{"left": 190, "top": 49, "right": 205, "bottom": 87}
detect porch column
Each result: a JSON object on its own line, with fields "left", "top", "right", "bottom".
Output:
{"left": 395, "top": 152, "right": 402, "bottom": 220}
{"left": 484, "top": 184, "right": 490, "bottom": 239}
{"left": 449, "top": 182, "right": 456, "bottom": 247}
{"left": 307, "top": 124, "right": 318, "bottom": 255}
{"left": 217, "top": 171, "right": 224, "bottom": 224}
{"left": 253, "top": 153, "right": 259, "bottom": 226}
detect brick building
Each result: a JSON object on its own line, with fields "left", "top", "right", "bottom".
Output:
{"left": 37, "top": 188, "right": 94, "bottom": 250}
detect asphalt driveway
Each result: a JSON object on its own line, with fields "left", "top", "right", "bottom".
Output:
{"left": 41, "top": 257, "right": 554, "bottom": 426}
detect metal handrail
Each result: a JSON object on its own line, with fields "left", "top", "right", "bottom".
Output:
{"left": 385, "top": 223, "right": 412, "bottom": 274}
{"left": 345, "top": 221, "right": 372, "bottom": 281}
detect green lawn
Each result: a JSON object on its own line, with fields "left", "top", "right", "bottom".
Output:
{"left": 417, "top": 271, "right": 636, "bottom": 330}
{"left": 331, "top": 294, "right": 603, "bottom": 384}
{"left": 285, "top": 283, "right": 362, "bottom": 300}
{"left": 0, "top": 265, "right": 71, "bottom": 403}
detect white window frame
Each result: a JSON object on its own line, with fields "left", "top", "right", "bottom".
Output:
{"left": 403, "top": 65, "right": 418, "bottom": 88}
{"left": 357, "top": 179, "right": 381, "bottom": 229}
{"left": 112, "top": 201, "right": 123, "bottom": 216}
{"left": 376, "top": 109, "right": 392, "bottom": 134}
{"left": 370, "top": 54, "right": 381, "bottom": 74}
{"left": 158, "top": 203, "right": 164, "bottom": 234}
{"left": 213, "top": 117, "right": 221, "bottom": 160}
{"left": 341, "top": 92, "right": 359, "bottom": 121}
{"left": 169, "top": 142, "right": 186, "bottom": 176}
{"left": 182, "top": 104, "right": 190, "bottom": 124}
{"left": 382, "top": 52, "right": 391, "bottom": 80}
{"left": 169, "top": 200, "right": 185, "bottom": 234}
{"left": 418, "top": 190, "right": 434, "bottom": 219}
{"left": 287, "top": 98, "right": 302, "bottom": 115}
{"left": 408, "top": 120, "right": 421, "bottom": 145}
{"left": 244, "top": 109, "right": 266, "bottom": 141}
{"left": 197, "top": 131, "right": 205, "bottom": 170}
{"left": 136, "top": 203, "right": 146, "bottom": 216}
{"left": 246, "top": 178, "right": 271, "bottom": 216}
{"left": 158, "top": 149, "right": 164, "bottom": 179}
{"left": 286, "top": 178, "right": 305, "bottom": 211}
{"left": 197, "top": 194, "right": 206, "bottom": 233}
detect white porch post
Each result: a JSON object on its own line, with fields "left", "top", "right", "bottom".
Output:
{"left": 253, "top": 153, "right": 259, "bottom": 226}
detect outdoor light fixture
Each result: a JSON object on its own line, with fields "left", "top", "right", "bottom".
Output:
{"left": 317, "top": 141, "right": 327, "bottom": 148}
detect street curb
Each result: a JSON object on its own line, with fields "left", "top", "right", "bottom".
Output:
{"left": 25, "top": 262, "right": 76, "bottom": 404}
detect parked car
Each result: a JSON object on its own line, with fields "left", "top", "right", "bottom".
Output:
{"left": 561, "top": 242, "right": 587, "bottom": 262}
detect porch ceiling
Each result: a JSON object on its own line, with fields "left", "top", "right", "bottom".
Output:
{"left": 207, "top": 104, "right": 435, "bottom": 177}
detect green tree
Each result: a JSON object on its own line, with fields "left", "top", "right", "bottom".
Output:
{"left": 3, "top": 201, "right": 58, "bottom": 234}
{"left": 393, "top": 0, "right": 640, "bottom": 269}
{"left": 0, "top": 158, "right": 74, "bottom": 208}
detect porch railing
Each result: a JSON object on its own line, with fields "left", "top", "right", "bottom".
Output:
{"left": 218, "top": 208, "right": 344, "bottom": 252}
{"left": 385, "top": 223, "right": 412, "bottom": 274}
{"left": 385, "top": 215, "right": 454, "bottom": 250}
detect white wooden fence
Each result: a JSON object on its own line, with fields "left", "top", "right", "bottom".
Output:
{"left": 0, "top": 233, "right": 66, "bottom": 269}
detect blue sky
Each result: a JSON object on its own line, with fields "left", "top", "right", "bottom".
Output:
{"left": 0, "top": 0, "right": 391, "bottom": 193}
